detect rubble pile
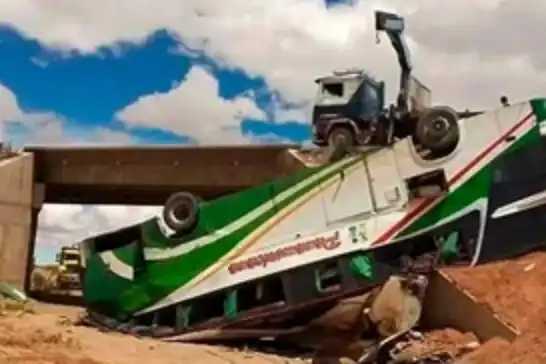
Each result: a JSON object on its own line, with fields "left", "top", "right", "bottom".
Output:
{"left": 304, "top": 251, "right": 546, "bottom": 364}
{"left": 79, "top": 273, "right": 485, "bottom": 363}
{"left": 387, "top": 329, "right": 480, "bottom": 363}
{"left": 284, "top": 275, "right": 482, "bottom": 364}
{"left": 442, "top": 251, "right": 546, "bottom": 364}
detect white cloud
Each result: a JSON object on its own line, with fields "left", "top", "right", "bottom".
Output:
{"left": 37, "top": 204, "right": 160, "bottom": 251}
{"left": 7, "top": 115, "right": 140, "bottom": 148}
{"left": 0, "top": 83, "right": 24, "bottom": 142}
{"left": 92, "top": 128, "right": 139, "bottom": 144}
{"left": 0, "top": 84, "right": 61, "bottom": 130}
{"left": 117, "top": 66, "right": 266, "bottom": 143}
{"left": 0, "top": 85, "right": 60, "bottom": 145}
{"left": 0, "top": 83, "right": 138, "bottom": 147}
{"left": 0, "top": 84, "right": 148, "bottom": 261}
{"left": 1, "top": 0, "right": 544, "bottom": 112}
{"left": 0, "top": 84, "right": 24, "bottom": 121}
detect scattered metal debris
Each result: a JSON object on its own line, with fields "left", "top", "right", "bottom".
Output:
{"left": 295, "top": 275, "right": 481, "bottom": 364}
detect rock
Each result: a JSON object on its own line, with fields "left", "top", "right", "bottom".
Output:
{"left": 368, "top": 276, "right": 424, "bottom": 337}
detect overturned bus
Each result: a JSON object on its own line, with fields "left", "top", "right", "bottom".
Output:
{"left": 80, "top": 98, "right": 546, "bottom": 342}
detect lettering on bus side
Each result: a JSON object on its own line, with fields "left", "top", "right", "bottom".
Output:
{"left": 228, "top": 231, "right": 341, "bottom": 275}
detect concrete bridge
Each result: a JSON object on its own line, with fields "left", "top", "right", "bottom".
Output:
{"left": 0, "top": 145, "right": 308, "bottom": 290}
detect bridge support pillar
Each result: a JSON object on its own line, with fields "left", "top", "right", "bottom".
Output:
{"left": 0, "top": 153, "right": 36, "bottom": 291}
{"left": 24, "top": 206, "right": 42, "bottom": 292}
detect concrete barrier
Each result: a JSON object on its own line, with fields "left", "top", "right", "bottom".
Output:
{"left": 421, "top": 269, "right": 519, "bottom": 343}
{"left": 0, "top": 153, "right": 35, "bottom": 290}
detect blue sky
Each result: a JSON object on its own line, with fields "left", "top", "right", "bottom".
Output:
{"left": 0, "top": 26, "right": 312, "bottom": 146}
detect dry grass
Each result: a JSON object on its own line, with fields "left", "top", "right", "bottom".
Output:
{"left": 31, "top": 266, "right": 60, "bottom": 291}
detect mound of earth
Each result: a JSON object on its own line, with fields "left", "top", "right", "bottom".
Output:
{"left": 443, "top": 251, "right": 546, "bottom": 364}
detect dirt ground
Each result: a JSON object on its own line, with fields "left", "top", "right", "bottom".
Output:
{"left": 0, "top": 304, "right": 304, "bottom": 364}
{"left": 443, "top": 251, "right": 546, "bottom": 364}
{"left": 3, "top": 251, "right": 546, "bottom": 363}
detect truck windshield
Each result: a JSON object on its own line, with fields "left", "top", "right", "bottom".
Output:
{"left": 64, "top": 253, "right": 79, "bottom": 261}
{"left": 316, "top": 78, "right": 360, "bottom": 106}
{"left": 317, "top": 82, "right": 345, "bottom": 105}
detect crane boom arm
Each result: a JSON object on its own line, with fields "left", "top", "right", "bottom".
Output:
{"left": 375, "top": 11, "right": 412, "bottom": 111}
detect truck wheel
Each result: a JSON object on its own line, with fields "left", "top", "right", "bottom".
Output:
{"left": 327, "top": 127, "right": 355, "bottom": 162}
{"left": 162, "top": 192, "right": 201, "bottom": 234}
{"left": 415, "top": 106, "right": 460, "bottom": 153}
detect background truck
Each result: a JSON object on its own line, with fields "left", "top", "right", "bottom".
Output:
{"left": 55, "top": 245, "right": 83, "bottom": 290}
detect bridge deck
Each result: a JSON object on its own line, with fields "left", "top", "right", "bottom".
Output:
{"left": 26, "top": 145, "right": 307, "bottom": 205}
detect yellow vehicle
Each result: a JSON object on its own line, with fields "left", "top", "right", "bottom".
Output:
{"left": 55, "top": 245, "right": 83, "bottom": 290}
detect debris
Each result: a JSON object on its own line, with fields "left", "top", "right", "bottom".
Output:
{"left": 386, "top": 329, "right": 480, "bottom": 363}
{"left": 368, "top": 276, "right": 427, "bottom": 337}
{"left": 57, "top": 315, "right": 74, "bottom": 326}
{"left": 306, "top": 292, "right": 375, "bottom": 333}
{"left": 0, "top": 299, "right": 35, "bottom": 317}
{"left": 306, "top": 275, "right": 431, "bottom": 364}
{"left": 0, "top": 282, "right": 28, "bottom": 302}
{"left": 408, "top": 331, "right": 424, "bottom": 341}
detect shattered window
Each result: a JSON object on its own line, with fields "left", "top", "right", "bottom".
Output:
{"left": 318, "top": 82, "right": 346, "bottom": 105}
{"left": 64, "top": 253, "right": 80, "bottom": 261}
{"left": 324, "top": 83, "right": 343, "bottom": 97}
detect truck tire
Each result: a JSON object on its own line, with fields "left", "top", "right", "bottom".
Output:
{"left": 162, "top": 192, "right": 201, "bottom": 234}
{"left": 415, "top": 106, "right": 460, "bottom": 153}
{"left": 327, "top": 126, "right": 355, "bottom": 162}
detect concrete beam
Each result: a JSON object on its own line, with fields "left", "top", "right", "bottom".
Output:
{"left": 26, "top": 145, "right": 304, "bottom": 205}
{"left": 0, "top": 153, "right": 36, "bottom": 290}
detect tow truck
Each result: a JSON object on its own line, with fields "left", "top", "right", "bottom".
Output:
{"left": 312, "top": 11, "right": 460, "bottom": 162}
